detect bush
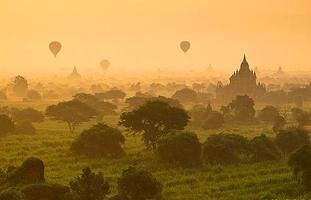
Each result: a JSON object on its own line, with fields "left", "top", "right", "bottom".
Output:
{"left": 70, "top": 123, "right": 125, "bottom": 157}
{"left": 249, "top": 135, "right": 280, "bottom": 162}
{"left": 288, "top": 145, "right": 311, "bottom": 190}
{"left": 203, "top": 133, "right": 249, "bottom": 165}
{"left": 202, "top": 111, "right": 224, "bottom": 130}
{"left": 0, "top": 115, "right": 15, "bottom": 136}
{"left": 21, "top": 183, "right": 69, "bottom": 200}
{"left": 8, "top": 157, "right": 45, "bottom": 185}
{"left": 258, "top": 106, "right": 279, "bottom": 122}
{"left": 14, "top": 121, "right": 36, "bottom": 135}
{"left": 275, "top": 127, "right": 310, "bottom": 156}
{"left": 69, "top": 168, "right": 110, "bottom": 200}
{"left": 11, "top": 108, "right": 44, "bottom": 123}
{"left": 117, "top": 167, "right": 162, "bottom": 200}
{"left": 0, "top": 189, "right": 24, "bottom": 200}
{"left": 156, "top": 131, "right": 201, "bottom": 167}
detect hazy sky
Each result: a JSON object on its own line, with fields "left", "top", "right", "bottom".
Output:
{"left": 0, "top": 0, "right": 310, "bottom": 75}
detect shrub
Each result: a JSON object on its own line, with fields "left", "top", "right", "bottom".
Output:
{"left": 8, "top": 157, "right": 45, "bottom": 185}
{"left": 258, "top": 106, "right": 279, "bottom": 123}
{"left": 275, "top": 127, "right": 310, "bottom": 156}
{"left": 0, "top": 115, "right": 15, "bottom": 136}
{"left": 288, "top": 145, "right": 311, "bottom": 190}
{"left": 249, "top": 135, "right": 280, "bottom": 162}
{"left": 0, "top": 189, "right": 24, "bottom": 200}
{"left": 70, "top": 123, "right": 125, "bottom": 157}
{"left": 156, "top": 131, "right": 201, "bottom": 167}
{"left": 69, "top": 167, "right": 110, "bottom": 200}
{"left": 203, "top": 133, "right": 249, "bottom": 165}
{"left": 117, "top": 167, "right": 162, "bottom": 200}
{"left": 14, "top": 121, "right": 36, "bottom": 135}
{"left": 21, "top": 183, "right": 69, "bottom": 200}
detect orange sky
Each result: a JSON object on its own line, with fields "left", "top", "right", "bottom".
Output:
{"left": 0, "top": 0, "right": 310, "bottom": 75}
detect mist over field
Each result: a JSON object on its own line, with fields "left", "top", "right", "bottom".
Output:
{"left": 1, "top": 1, "right": 311, "bottom": 200}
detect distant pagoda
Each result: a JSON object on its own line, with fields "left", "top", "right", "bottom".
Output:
{"left": 216, "top": 55, "right": 266, "bottom": 103}
{"left": 68, "top": 66, "right": 81, "bottom": 79}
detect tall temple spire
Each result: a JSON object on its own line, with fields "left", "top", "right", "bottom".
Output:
{"left": 240, "top": 54, "right": 250, "bottom": 72}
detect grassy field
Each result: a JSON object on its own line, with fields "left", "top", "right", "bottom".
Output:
{"left": 0, "top": 100, "right": 309, "bottom": 199}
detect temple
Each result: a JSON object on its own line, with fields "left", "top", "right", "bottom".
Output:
{"left": 68, "top": 66, "right": 82, "bottom": 80}
{"left": 216, "top": 55, "right": 266, "bottom": 103}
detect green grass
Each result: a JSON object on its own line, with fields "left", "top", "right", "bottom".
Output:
{"left": 0, "top": 100, "right": 309, "bottom": 199}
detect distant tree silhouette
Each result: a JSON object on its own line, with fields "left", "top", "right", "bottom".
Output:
{"left": 119, "top": 100, "right": 189, "bottom": 150}
{"left": 229, "top": 95, "right": 255, "bottom": 122}
{"left": 26, "top": 90, "right": 41, "bottom": 101}
{"left": 11, "top": 108, "right": 44, "bottom": 123}
{"left": 172, "top": 88, "right": 197, "bottom": 103}
{"left": 249, "top": 134, "right": 280, "bottom": 162}
{"left": 12, "top": 75, "right": 28, "bottom": 97}
{"left": 294, "top": 96, "right": 303, "bottom": 108}
{"left": 46, "top": 100, "right": 96, "bottom": 133}
{"left": 0, "top": 90, "right": 7, "bottom": 100}
{"left": 0, "top": 115, "right": 15, "bottom": 136}
{"left": 99, "top": 89, "right": 126, "bottom": 103}
{"left": 258, "top": 106, "right": 279, "bottom": 123}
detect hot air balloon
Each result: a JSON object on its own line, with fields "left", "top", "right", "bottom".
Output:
{"left": 180, "top": 41, "right": 191, "bottom": 53}
{"left": 49, "top": 41, "right": 62, "bottom": 57}
{"left": 100, "top": 59, "right": 110, "bottom": 70}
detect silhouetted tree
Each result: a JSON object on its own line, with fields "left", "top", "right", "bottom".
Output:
{"left": 249, "top": 135, "right": 280, "bottom": 162}
{"left": 26, "top": 90, "right": 41, "bottom": 101}
{"left": 202, "top": 111, "right": 224, "bottom": 130}
{"left": 46, "top": 100, "right": 96, "bottom": 133}
{"left": 100, "top": 89, "right": 126, "bottom": 102}
{"left": 229, "top": 95, "right": 256, "bottom": 122}
{"left": 172, "top": 88, "right": 197, "bottom": 103}
{"left": 117, "top": 167, "right": 162, "bottom": 200}
{"left": 119, "top": 100, "right": 189, "bottom": 150}
{"left": 156, "top": 131, "right": 201, "bottom": 167}
{"left": 258, "top": 106, "right": 279, "bottom": 123}
{"left": 275, "top": 127, "right": 310, "bottom": 156}
{"left": 11, "top": 108, "right": 44, "bottom": 123}
{"left": 69, "top": 168, "right": 110, "bottom": 200}
{"left": 71, "top": 123, "right": 125, "bottom": 157}
{"left": 203, "top": 133, "right": 249, "bottom": 165}
{"left": 288, "top": 145, "right": 311, "bottom": 190}
{"left": 0, "top": 115, "right": 15, "bottom": 136}
{"left": 14, "top": 121, "right": 36, "bottom": 135}
{"left": 12, "top": 75, "right": 28, "bottom": 97}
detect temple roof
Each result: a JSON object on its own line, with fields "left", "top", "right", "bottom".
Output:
{"left": 240, "top": 54, "right": 250, "bottom": 72}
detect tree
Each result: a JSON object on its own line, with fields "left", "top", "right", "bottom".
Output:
{"left": 156, "top": 131, "right": 201, "bottom": 167}
{"left": 100, "top": 89, "right": 126, "bottom": 102}
{"left": 189, "top": 104, "right": 211, "bottom": 127}
{"left": 229, "top": 95, "right": 255, "bottom": 122}
{"left": 11, "top": 108, "right": 44, "bottom": 123}
{"left": 119, "top": 100, "right": 190, "bottom": 150}
{"left": 73, "top": 93, "right": 117, "bottom": 121}
{"left": 0, "top": 115, "right": 15, "bottom": 136}
{"left": 70, "top": 123, "right": 125, "bottom": 157}
{"left": 272, "top": 115, "right": 286, "bottom": 133}
{"left": 288, "top": 145, "right": 311, "bottom": 190}
{"left": 117, "top": 167, "right": 162, "bottom": 200}
{"left": 46, "top": 100, "right": 96, "bottom": 133}
{"left": 249, "top": 135, "right": 280, "bottom": 162}
{"left": 258, "top": 106, "right": 280, "bottom": 123}
{"left": 202, "top": 111, "right": 224, "bottom": 130}
{"left": 294, "top": 96, "right": 303, "bottom": 108}
{"left": 202, "top": 133, "right": 250, "bottom": 165}
{"left": 69, "top": 168, "right": 110, "bottom": 200}
{"left": 172, "top": 88, "right": 198, "bottom": 103}
{"left": 12, "top": 75, "right": 28, "bottom": 97}
{"left": 275, "top": 127, "right": 310, "bottom": 156}
{"left": 26, "top": 90, "right": 41, "bottom": 101}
